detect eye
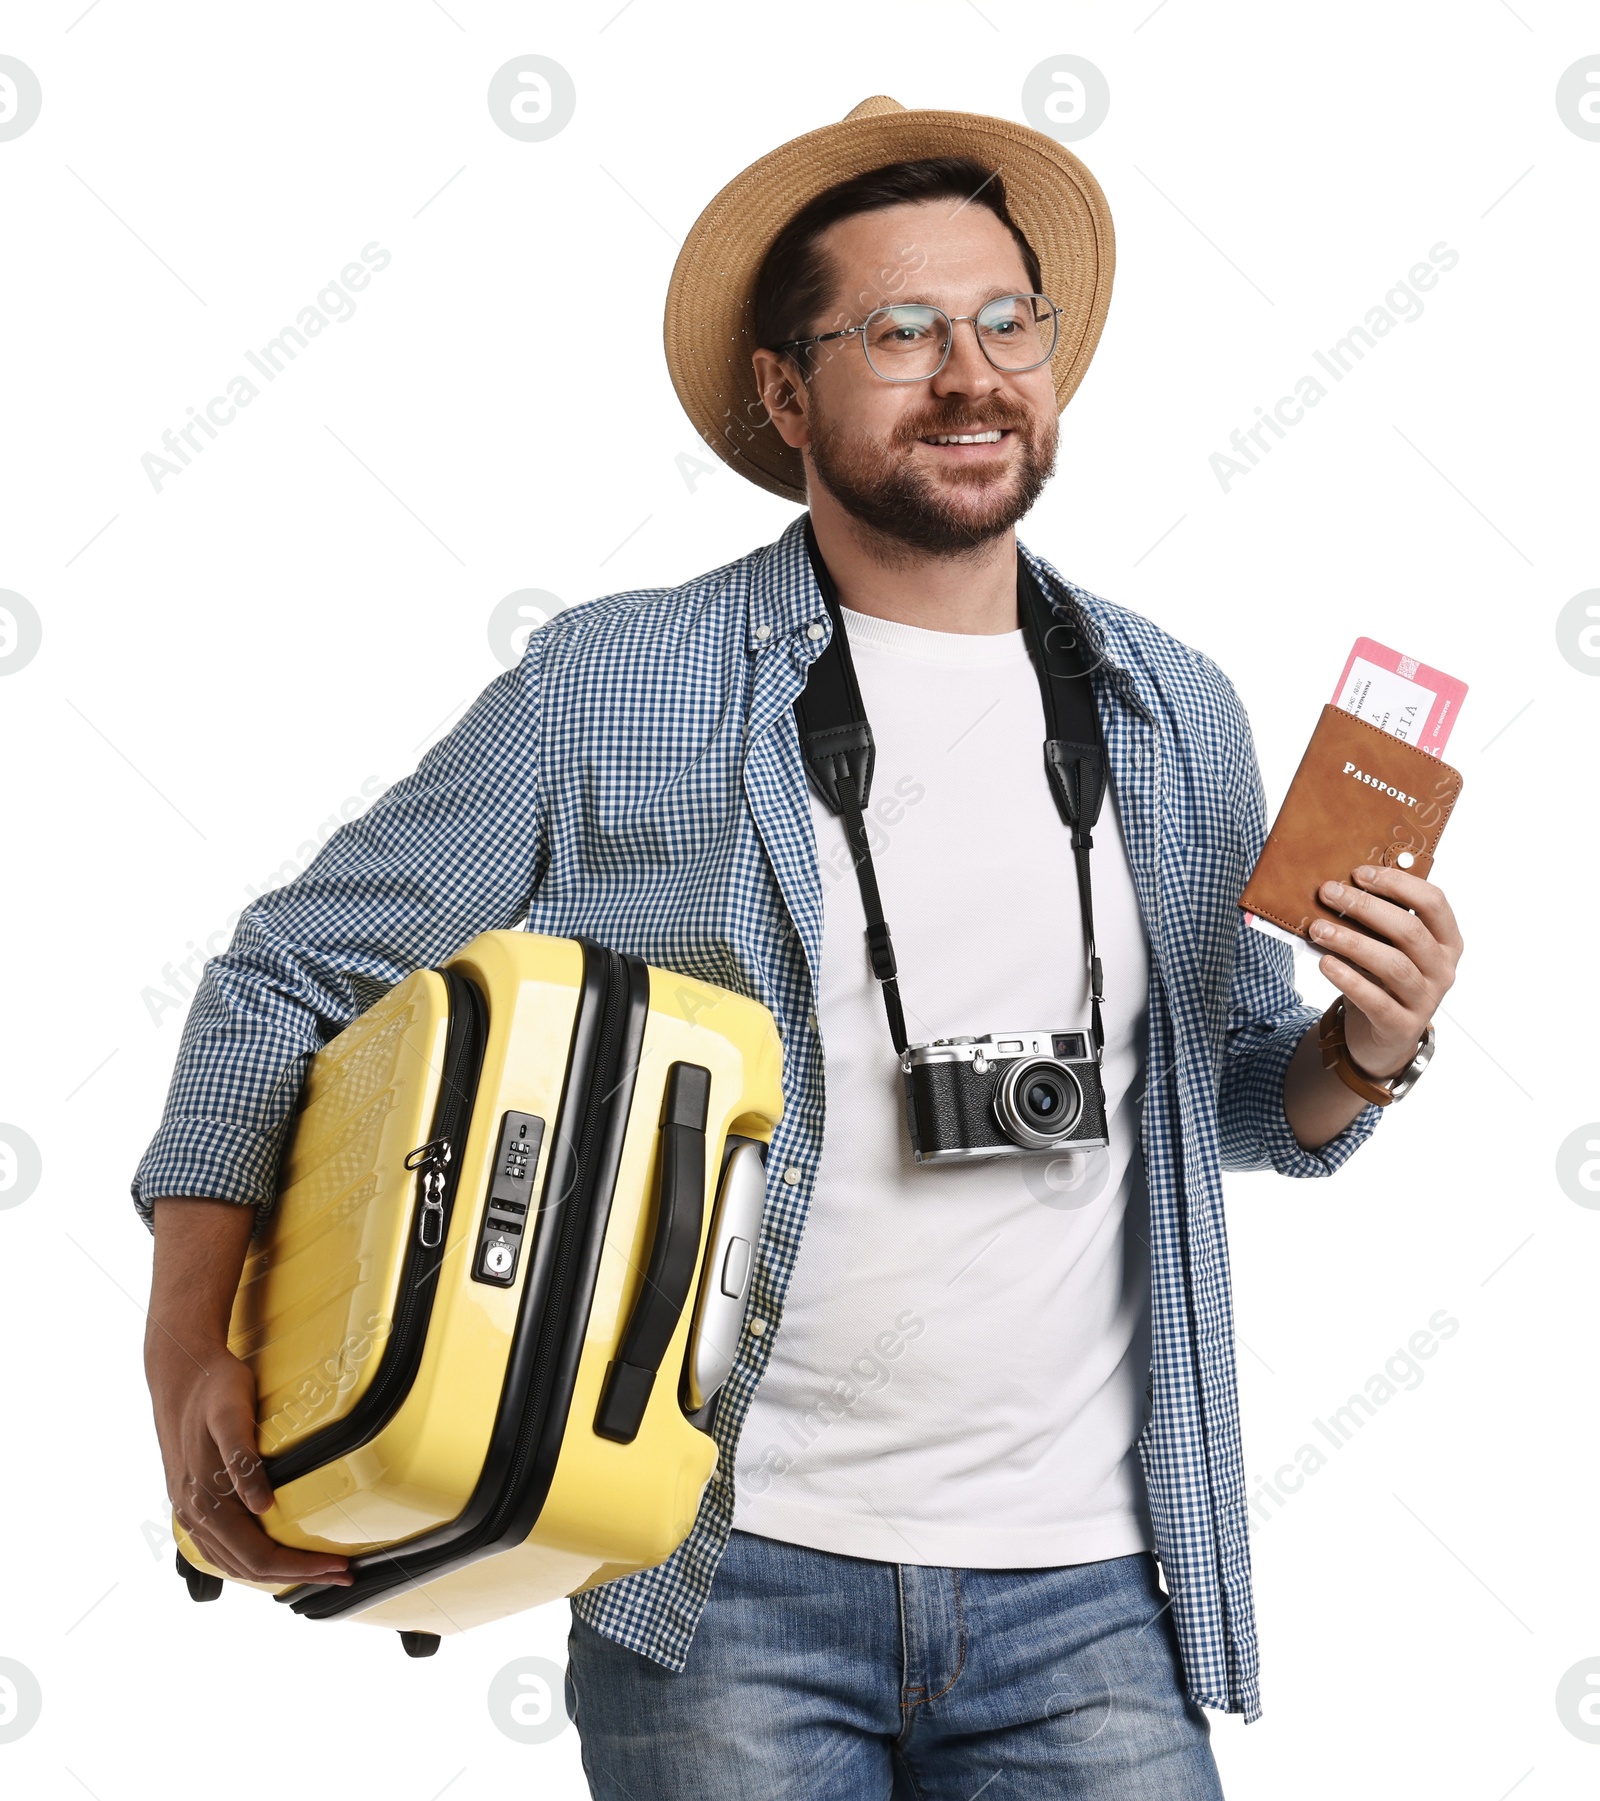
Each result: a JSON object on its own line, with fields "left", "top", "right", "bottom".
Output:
{"left": 867, "top": 305, "right": 941, "bottom": 347}
{"left": 978, "top": 298, "right": 1031, "bottom": 336}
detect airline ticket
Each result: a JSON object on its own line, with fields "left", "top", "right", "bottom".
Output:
{"left": 1331, "top": 637, "right": 1467, "bottom": 760}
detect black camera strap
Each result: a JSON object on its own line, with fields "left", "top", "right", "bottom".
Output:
{"left": 793, "top": 515, "right": 1107, "bottom": 1061}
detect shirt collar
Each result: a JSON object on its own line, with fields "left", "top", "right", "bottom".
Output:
{"left": 744, "top": 514, "right": 832, "bottom": 654}
{"left": 1018, "top": 540, "right": 1154, "bottom": 725}
{"left": 743, "top": 512, "right": 1150, "bottom": 725}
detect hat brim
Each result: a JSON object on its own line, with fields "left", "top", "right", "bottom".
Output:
{"left": 664, "top": 104, "right": 1115, "bottom": 505}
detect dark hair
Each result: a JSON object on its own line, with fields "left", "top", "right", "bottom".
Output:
{"left": 752, "top": 156, "right": 1043, "bottom": 373}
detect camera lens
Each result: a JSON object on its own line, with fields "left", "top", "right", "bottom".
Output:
{"left": 1024, "top": 1076, "right": 1064, "bottom": 1120}
{"left": 993, "top": 1058, "right": 1084, "bottom": 1150}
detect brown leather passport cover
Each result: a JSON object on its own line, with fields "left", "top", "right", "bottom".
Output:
{"left": 1240, "top": 704, "right": 1464, "bottom": 940}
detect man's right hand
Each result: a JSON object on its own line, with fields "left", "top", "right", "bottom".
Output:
{"left": 146, "top": 1197, "right": 354, "bottom": 1588}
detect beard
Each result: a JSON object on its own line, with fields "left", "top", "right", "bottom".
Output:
{"left": 805, "top": 390, "right": 1058, "bottom": 558}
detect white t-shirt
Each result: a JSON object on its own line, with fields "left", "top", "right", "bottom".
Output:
{"left": 730, "top": 601, "right": 1155, "bottom": 1568}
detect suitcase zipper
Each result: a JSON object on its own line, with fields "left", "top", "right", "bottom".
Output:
{"left": 403, "top": 1137, "right": 453, "bottom": 1249}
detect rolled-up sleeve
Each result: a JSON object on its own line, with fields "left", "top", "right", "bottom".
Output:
{"left": 1202, "top": 654, "right": 1382, "bottom": 1177}
{"left": 130, "top": 634, "right": 550, "bottom": 1239}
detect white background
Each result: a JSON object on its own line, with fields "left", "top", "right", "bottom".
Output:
{"left": 1, "top": 3, "right": 1596, "bottom": 1797}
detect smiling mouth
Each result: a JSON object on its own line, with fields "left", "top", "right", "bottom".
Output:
{"left": 920, "top": 428, "right": 1009, "bottom": 446}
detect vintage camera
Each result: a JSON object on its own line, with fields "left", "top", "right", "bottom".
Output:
{"left": 901, "top": 1029, "right": 1108, "bottom": 1164}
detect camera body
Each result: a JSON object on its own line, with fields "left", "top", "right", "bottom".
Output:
{"left": 901, "top": 1028, "right": 1108, "bottom": 1164}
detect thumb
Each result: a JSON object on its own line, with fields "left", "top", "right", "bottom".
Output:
{"left": 208, "top": 1400, "right": 276, "bottom": 1516}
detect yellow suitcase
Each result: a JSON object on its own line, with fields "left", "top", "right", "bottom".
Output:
{"left": 170, "top": 930, "right": 783, "bottom": 1655}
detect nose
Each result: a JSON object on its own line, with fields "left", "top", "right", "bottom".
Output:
{"left": 929, "top": 315, "right": 1007, "bottom": 402}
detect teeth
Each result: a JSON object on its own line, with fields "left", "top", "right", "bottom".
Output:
{"left": 928, "top": 430, "right": 1004, "bottom": 444}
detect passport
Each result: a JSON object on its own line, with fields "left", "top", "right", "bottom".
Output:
{"left": 1239, "top": 703, "right": 1465, "bottom": 944}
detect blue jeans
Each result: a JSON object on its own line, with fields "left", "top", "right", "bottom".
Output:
{"left": 565, "top": 1529, "right": 1224, "bottom": 1800}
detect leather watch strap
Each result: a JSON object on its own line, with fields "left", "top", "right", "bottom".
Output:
{"left": 1318, "top": 997, "right": 1434, "bottom": 1108}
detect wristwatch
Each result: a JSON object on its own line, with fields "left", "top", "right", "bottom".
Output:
{"left": 1318, "top": 997, "right": 1436, "bottom": 1107}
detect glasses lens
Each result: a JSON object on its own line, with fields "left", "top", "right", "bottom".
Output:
{"left": 976, "top": 294, "right": 1058, "bottom": 370}
{"left": 861, "top": 305, "right": 950, "bottom": 380}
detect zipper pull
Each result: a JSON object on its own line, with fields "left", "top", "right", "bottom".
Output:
{"left": 404, "top": 1137, "right": 453, "bottom": 1248}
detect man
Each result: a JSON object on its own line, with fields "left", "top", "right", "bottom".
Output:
{"left": 137, "top": 99, "right": 1464, "bottom": 1799}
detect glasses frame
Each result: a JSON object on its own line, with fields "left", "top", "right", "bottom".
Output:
{"left": 775, "top": 292, "right": 1065, "bottom": 384}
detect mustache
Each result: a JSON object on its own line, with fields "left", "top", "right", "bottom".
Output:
{"left": 893, "top": 400, "right": 1037, "bottom": 444}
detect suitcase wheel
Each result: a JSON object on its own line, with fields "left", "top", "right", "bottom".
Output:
{"left": 399, "top": 1631, "right": 441, "bottom": 1658}
{"left": 175, "top": 1546, "right": 224, "bottom": 1603}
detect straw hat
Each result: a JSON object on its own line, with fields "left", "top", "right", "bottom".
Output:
{"left": 663, "top": 95, "right": 1116, "bottom": 505}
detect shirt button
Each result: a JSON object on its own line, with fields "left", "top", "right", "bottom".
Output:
{"left": 782, "top": 1165, "right": 802, "bottom": 1185}
{"left": 754, "top": 623, "right": 772, "bottom": 642}
{"left": 806, "top": 1011, "right": 818, "bottom": 1029}
{"left": 749, "top": 1317, "right": 767, "bottom": 1336}
{"left": 806, "top": 622, "right": 824, "bottom": 641}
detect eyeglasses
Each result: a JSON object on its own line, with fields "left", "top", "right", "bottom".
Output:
{"left": 775, "top": 293, "right": 1064, "bottom": 383}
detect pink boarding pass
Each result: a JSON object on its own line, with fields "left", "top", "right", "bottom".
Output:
{"left": 1328, "top": 636, "right": 1467, "bottom": 760}
{"left": 1245, "top": 636, "right": 1468, "bottom": 950}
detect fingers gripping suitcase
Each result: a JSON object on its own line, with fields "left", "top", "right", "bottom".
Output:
{"left": 170, "top": 930, "right": 784, "bottom": 1653}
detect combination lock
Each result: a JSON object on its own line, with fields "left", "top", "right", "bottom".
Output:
{"left": 472, "top": 1110, "right": 545, "bottom": 1287}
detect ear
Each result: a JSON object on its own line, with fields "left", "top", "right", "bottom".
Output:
{"left": 750, "top": 347, "right": 811, "bottom": 452}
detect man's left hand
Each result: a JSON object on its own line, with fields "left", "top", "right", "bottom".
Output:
{"left": 1310, "top": 866, "right": 1464, "bottom": 1078}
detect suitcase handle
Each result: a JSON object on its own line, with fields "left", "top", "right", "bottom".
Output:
{"left": 593, "top": 1061, "right": 712, "bottom": 1444}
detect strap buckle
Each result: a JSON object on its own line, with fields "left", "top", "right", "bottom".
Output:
{"left": 865, "top": 921, "right": 897, "bottom": 982}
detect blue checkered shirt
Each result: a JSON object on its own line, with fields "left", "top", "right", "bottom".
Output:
{"left": 132, "top": 512, "right": 1379, "bottom": 1720}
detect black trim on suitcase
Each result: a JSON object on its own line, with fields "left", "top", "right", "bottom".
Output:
{"left": 277, "top": 936, "right": 655, "bottom": 1621}
{"left": 260, "top": 965, "right": 489, "bottom": 1490}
